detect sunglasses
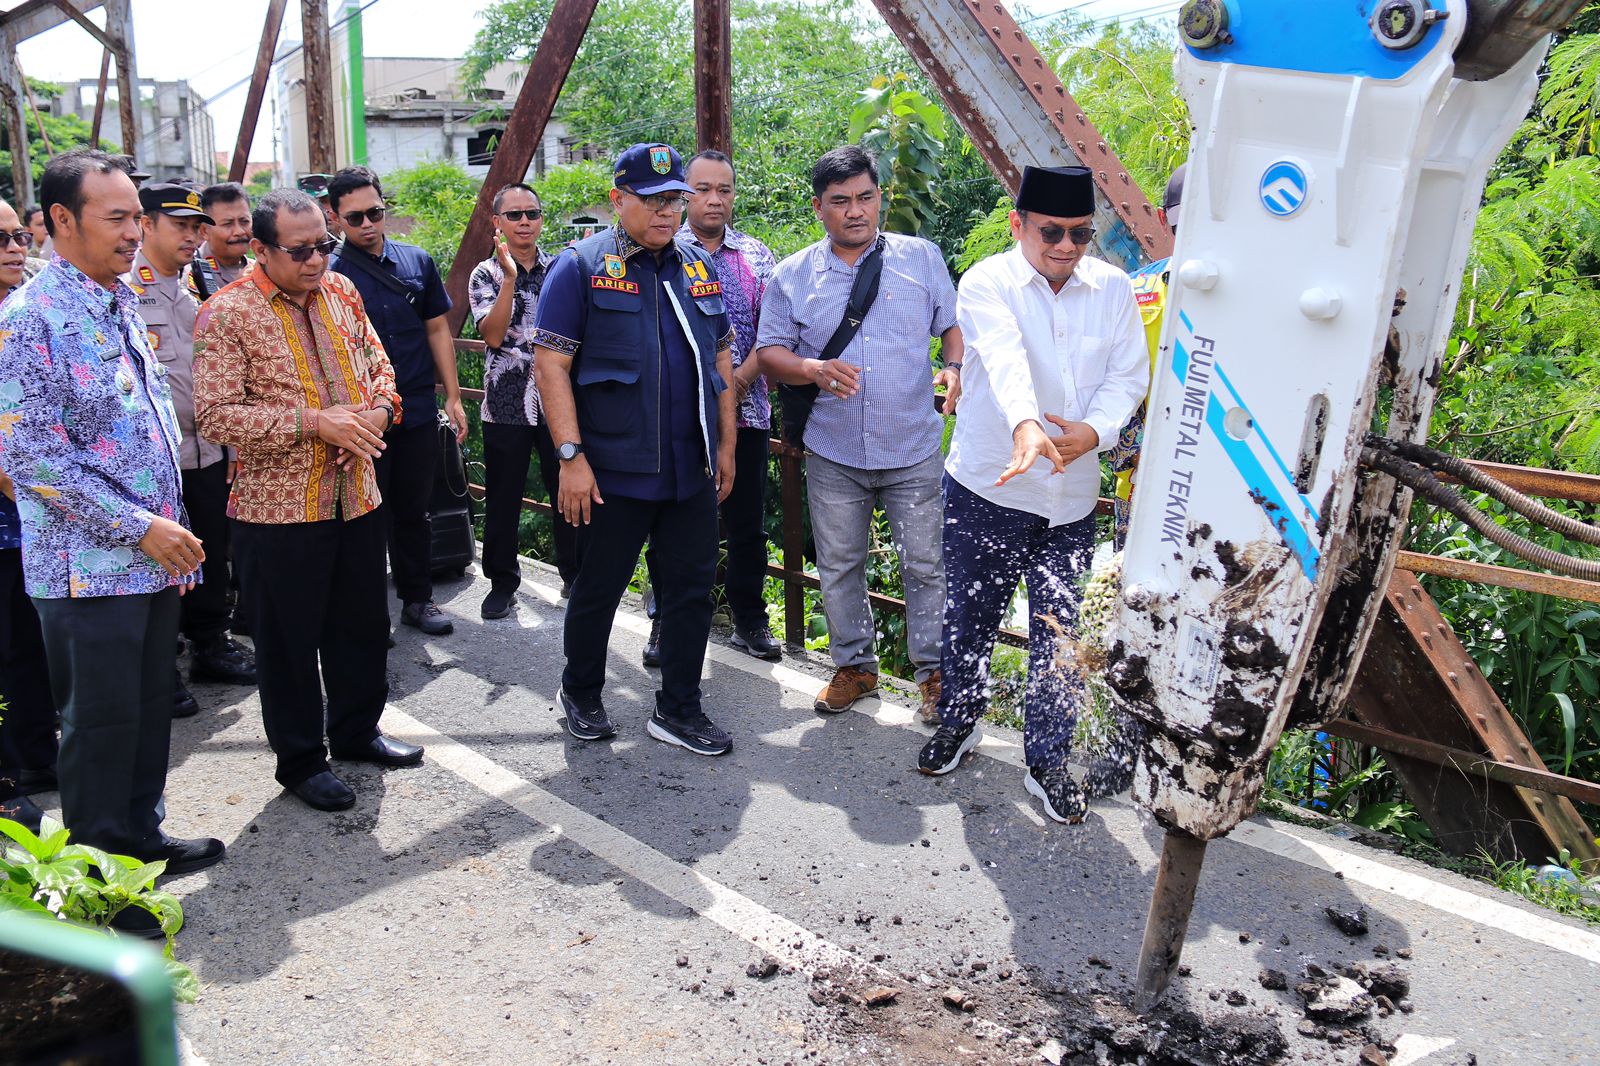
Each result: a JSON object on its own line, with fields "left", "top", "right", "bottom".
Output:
{"left": 1029, "top": 220, "right": 1096, "bottom": 246}
{"left": 272, "top": 236, "right": 339, "bottom": 263}
{"left": 626, "top": 191, "right": 690, "bottom": 213}
{"left": 497, "top": 209, "right": 543, "bottom": 222}
{"left": 0, "top": 230, "right": 30, "bottom": 249}
{"left": 341, "top": 206, "right": 386, "bottom": 227}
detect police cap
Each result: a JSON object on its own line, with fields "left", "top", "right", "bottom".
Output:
{"left": 138, "top": 181, "right": 214, "bottom": 224}
{"left": 612, "top": 143, "right": 694, "bottom": 196}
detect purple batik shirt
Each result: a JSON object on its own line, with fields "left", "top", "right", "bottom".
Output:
{"left": 676, "top": 222, "right": 777, "bottom": 430}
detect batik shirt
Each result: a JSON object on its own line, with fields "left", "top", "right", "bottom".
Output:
{"left": 0, "top": 256, "right": 189, "bottom": 598}
{"left": 674, "top": 223, "right": 777, "bottom": 430}
{"left": 467, "top": 248, "right": 555, "bottom": 426}
{"left": 193, "top": 269, "right": 397, "bottom": 525}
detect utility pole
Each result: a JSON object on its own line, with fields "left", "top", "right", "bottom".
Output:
{"left": 693, "top": 0, "right": 732, "bottom": 155}
{"left": 301, "top": 0, "right": 336, "bottom": 174}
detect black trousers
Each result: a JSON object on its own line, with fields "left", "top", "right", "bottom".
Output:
{"left": 481, "top": 421, "right": 579, "bottom": 592}
{"left": 0, "top": 548, "right": 57, "bottom": 799}
{"left": 235, "top": 512, "right": 389, "bottom": 787}
{"left": 33, "top": 587, "right": 178, "bottom": 854}
{"left": 373, "top": 420, "right": 438, "bottom": 606}
{"left": 180, "top": 459, "right": 233, "bottom": 644}
{"left": 643, "top": 427, "right": 771, "bottom": 628}
{"left": 723, "top": 427, "right": 772, "bottom": 629}
{"left": 564, "top": 481, "right": 718, "bottom": 720}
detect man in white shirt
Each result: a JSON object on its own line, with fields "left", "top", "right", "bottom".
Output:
{"left": 916, "top": 165, "right": 1146, "bottom": 825}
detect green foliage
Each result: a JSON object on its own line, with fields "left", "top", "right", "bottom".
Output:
{"left": 0, "top": 816, "right": 197, "bottom": 1002}
{"left": 1264, "top": 732, "right": 1435, "bottom": 847}
{"left": 535, "top": 159, "right": 614, "bottom": 244}
{"left": 0, "top": 80, "right": 119, "bottom": 206}
{"left": 245, "top": 169, "right": 275, "bottom": 199}
{"left": 1477, "top": 847, "right": 1600, "bottom": 924}
{"left": 383, "top": 160, "right": 483, "bottom": 277}
{"left": 1407, "top": 501, "right": 1600, "bottom": 782}
{"left": 848, "top": 73, "right": 945, "bottom": 236}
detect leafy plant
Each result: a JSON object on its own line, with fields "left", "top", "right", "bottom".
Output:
{"left": 383, "top": 160, "right": 484, "bottom": 277}
{"left": 0, "top": 817, "right": 197, "bottom": 1002}
{"left": 848, "top": 73, "right": 946, "bottom": 236}
{"left": 1477, "top": 846, "right": 1600, "bottom": 924}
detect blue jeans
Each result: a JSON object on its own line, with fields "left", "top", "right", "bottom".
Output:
{"left": 805, "top": 451, "right": 945, "bottom": 683}
{"left": 937, "top": 474, "right": 1095, "bottom": 770}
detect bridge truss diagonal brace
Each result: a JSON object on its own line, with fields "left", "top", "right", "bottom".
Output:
{"left": 870, "top": 0, "right": 1173, "bottom": 267}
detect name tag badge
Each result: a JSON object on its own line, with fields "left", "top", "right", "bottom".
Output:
{"left": 689, "top": 281, "right": 722, "bottom": 299}
{"left": 591, "top": 276, "right": 640, "bottom": 295}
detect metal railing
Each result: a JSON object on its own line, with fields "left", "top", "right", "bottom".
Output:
{"left": 446, "top": 342, "right": 1600, "bottom": 811}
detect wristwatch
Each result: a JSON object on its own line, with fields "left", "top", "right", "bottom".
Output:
{"left": 556, "top": 441, "right": 584, "bottom": 462}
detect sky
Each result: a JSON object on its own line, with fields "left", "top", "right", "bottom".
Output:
{"left": 12, "top": 0, "right": 1179, "bottom": 164}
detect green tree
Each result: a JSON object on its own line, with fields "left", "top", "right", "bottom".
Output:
{"left": 0, "top": 79, "right": 119, "bottom": 206}
{"left": 848, "top": 73, "right": 945, "bottom": 236}
{"left": 383, "top": 159, "right": 483, "bottom": 277}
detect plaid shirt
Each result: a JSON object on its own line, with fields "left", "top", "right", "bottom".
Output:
{"left": 675, "top": 223, "right": 776, "bottom": 429}
{"left": 0, "top": 256, "right": 189, "bottom": 598}
{"left": 756, "top": 231, "right": 957, "bottom": 469}
{"left": 468, "top": 249, "right": 555, "bottom": 426}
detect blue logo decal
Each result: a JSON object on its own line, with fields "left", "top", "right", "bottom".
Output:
{"left": 1260, "top": 161, "right": 1309, "bottom": 218}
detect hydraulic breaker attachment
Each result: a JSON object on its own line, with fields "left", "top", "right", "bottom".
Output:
{"left": 1108, "top": 0, "right": 1568, "bottom": 1010}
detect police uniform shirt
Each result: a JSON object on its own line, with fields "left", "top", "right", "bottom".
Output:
{"left": 124, "top": 249, "right": 221, "bottom": 470}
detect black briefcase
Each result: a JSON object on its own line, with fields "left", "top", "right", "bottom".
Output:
{"left": 429, "top": 411, "right": 476, "bottom": 579}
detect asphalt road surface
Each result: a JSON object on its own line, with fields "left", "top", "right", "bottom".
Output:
{"left": 128, "top": 563, "right": 1596, "bottom": 1065}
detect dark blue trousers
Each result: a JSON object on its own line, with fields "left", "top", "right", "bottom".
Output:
{"left": 937, "top": 474, "right": 1095, "bottom": 770}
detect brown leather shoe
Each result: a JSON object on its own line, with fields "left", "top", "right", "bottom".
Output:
{"left": 814, "top": 666, "right": 878, "bottom": 713}
{"left": 917, "top": 670, "right": 942, "bottom": 724}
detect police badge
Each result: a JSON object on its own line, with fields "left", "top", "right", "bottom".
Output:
{"left": 649, "top": 146, "right": 672, "bottom": 175}
{"left": 603, "top": 254, "right": 625, "bottom": 279}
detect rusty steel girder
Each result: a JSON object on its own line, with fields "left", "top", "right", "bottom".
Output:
{"left": 869, "top": 0, "right": 1173, "bottom": 271}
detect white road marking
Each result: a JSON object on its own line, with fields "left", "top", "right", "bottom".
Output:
{"left": 1390, "top": 1034, "right": 1457, "bottom": 1066}
{"left": 381, "top": 707, "right": 892, "bottom": 986}
{"left": 519, "top": 573, "right": 1600, "bottom": 968}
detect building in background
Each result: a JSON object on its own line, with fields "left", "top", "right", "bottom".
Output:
{"left": 53, "top": 78, "right": 216, "bottom": 183}
{"left": 272, "top": 47, "right": 576, "bottom": 182}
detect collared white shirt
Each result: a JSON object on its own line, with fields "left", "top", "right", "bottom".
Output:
{"left": 946, "top": 246, "right": 1147, "bottom": 524}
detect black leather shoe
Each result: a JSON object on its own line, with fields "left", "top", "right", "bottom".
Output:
{"left": 480, "top": 587, "right": 515, "bottom": 620}
{"left": 331, "top": 733, "right": 424, "bottom": 768}
{"left": 558, "top": 688, "right": 616, "bottom": 741}
{"left": 731, "top": 623, "right": 782, "bottom": 661}
{"left": 17, "top": 767, "right": 57, "bottom": 795}
{"left": 559, "top": 581, "right": 573, "bottom": 600}
{"left": 288, "top": 770, "right": 356, "bottom": 811}
{"left": 642, "top": 617, "right": 662, "bottom": 668}
{"left": 401, "top": 601, "right": 454, "bottom": 635}
{"left": 0, "top": 794, "right": 44, "bottom": 834}
{"left": 191, "top": 636, "right": 257, "bottom": 685}
{"left": 137, "top": 834, "right": 226, "bottom": 877}
{"left": 173, "top": 669, "right": 199, "bottom": 719}
{"left": 109, "top": 906, "right": 165, "bottom": 941}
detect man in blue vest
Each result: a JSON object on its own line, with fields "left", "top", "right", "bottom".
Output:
{"left": 532, "top": 143, "right": 737, "bottom": 756}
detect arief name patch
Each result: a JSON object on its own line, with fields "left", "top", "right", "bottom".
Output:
{"left": 591, "top": 277, "right": 640, "bottom": 294}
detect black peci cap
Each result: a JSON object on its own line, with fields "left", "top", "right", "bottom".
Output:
{"left": 1016, "top": 165, "right": 1095, "bottom": 218}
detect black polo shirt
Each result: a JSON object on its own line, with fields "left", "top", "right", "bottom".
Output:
{"left": 330, "top": 238, "right": 452, "bottom": 430}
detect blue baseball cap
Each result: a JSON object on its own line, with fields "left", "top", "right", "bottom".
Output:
{"left": 613, "top": 143, "right": 694, "bottom": 196}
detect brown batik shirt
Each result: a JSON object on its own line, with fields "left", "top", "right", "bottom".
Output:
{"left": 192, "top": 269, "right": 399, "bottom": 525}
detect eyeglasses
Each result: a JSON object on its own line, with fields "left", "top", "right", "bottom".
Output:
{"left": 1029, "top": 220, "right": 1096, "bottom": 246}
{"left": 626, "top": 191, "right": 690, "bottom": 213}
{"left": 0, "top": 230, "right": 30, "bottom": 249}
{"left": 341, "top": 206, "right": 386, "bottom": 227}
{"left": 272, "top": 236, "right": 339, "bottom": 263}
{"left": 497, "top": 209, "right": 543, "bottom": 221}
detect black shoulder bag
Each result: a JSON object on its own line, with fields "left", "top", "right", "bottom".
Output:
{"left": 777, "top": 236, "right": 886, "bottom": 447}
{"left": 333, "top": 241, "right": 422, "bottom": 316}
